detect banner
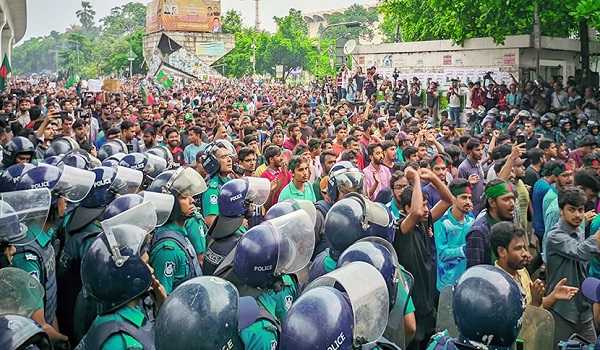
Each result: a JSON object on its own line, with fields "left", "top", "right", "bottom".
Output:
{"left": 157, "top": 0, "right": 222, "bottom": 33}
{"left": 195, "top": 41, "right": 225, "bottom": 56}
{"left": 146, "top": 0, "right": 161, "bottom": 34}
{"left": 168, "top": 47, "right": 221, "bottom": 78}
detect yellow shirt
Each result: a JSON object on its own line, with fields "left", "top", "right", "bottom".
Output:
{"left": 495, "top": 262, "right": 532, "bottom": 305}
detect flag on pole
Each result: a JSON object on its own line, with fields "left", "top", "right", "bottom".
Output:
{"left": 0, "top": 54, "right": 11, "bottom": 91}
{"left": 66, "top": 72, "right": 79, "bottom": 88}
{"left": 156, "top": 70, "right": 172, "bottom": 89}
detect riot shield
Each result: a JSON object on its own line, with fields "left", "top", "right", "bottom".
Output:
{"left": 383, "top": 268, "right": 414, "bottom": 349}
{"left": 516, "top": 305, "right": 555, "bottom": 350}
{"left": 435, "top": 285, "right": 458, "bottom": 337}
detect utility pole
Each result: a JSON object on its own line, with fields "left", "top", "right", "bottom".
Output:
{"left": 254, "top": 0, "right": 260, "bottom": 31}
{"left": 251, "top": 38, "right": 257, "bottom": 77}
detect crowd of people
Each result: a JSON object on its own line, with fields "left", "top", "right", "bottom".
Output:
{"left": 1, "top": 69, "right": 600, "bottom": 350}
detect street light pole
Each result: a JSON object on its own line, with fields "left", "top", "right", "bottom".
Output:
{"left": 251, "top": 38, "right": 257, "bottom": 77}
{"left": 316, "top": 21, "right": 362, "bottom": 75}
{"left": 128, "top": 34, "right": 135, "bottom": 79}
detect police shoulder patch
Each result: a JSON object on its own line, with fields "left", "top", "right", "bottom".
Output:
{"left": 270, "top": 340, "right": 277, "bottom": 350}
{"left": 209, "top": 194, "right": 218, "bottom": 205}
{"left": 25, "top": 253, "right": 38, "bottom": 261}
{"left": 285, "top": 295, "right": 293, "bottom": 311}
{"left": 164, "top": 261, "right": 176, "bottom": 278}
{"left": 29, "top": 270, "right": 40, "bottom": 281}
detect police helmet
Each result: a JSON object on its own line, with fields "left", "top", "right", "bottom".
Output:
{"left": 559, "top": 118, "right": 571, "bottom": 130}
{"left": 516, "top": 110, "right": 531, "bottom": 120}
{"left": 0, "top": 314, "right": 51, "bottom": 350}
{"left": 97, "top": 140, "right": 128, "bottom": 161}
{"left": 155, "top": 277, "right": 255, "bottom": 350}
{"left": 453, "top": 265, "right": 525, "bottom": 349}
{"left": 264, "top": 199, "right": 317, "bottom": 226}
{"left": 509, "top": 109, "right": 519, "bottom": 117}
{"left": 218, "top": 177, "right": 269, "bottom": 217}
{"left": 146, "top": 167, "right": 207, "bottom": 221}
{"left": 147, "top": 146, "right": 174, "bottom": 170}
{"left": 324, "top": 193, "right": 393, "bottom": 258}
{"left": 80, "top": 166, "right": 118, "bottom": 208}
{"left": 119, "top": 153, "right": 148, "bottom": 172}
{"left": 81, "top": 221, "right": 153, "bottom": 314}
{"left": 327, "top": 161, "right": 365, "bottom": 201}
{"left": 16, "top": 164, "right": 94, "bottom": 204}
{"left": 44, "top": 137, "right": 79, "bottom": 158}
{"left": 57, "top": 149, "right": 92, "bottom": 170}
{"left": 589, "top": 120, "right": 600, "bottom": 134}
{"left": 337, "top": 238, "right": 400, "bottom": 311}
{"left": 281, "top": 287, "right": 354, "bottom": 350}
{"left": 0, "top": 163, "right": 35, "bottom": 192}
{"left": 0, "top": 200, "right": 28, "bottom": 245}
{"left": 102, "top": 194, "right": 143, "bottom": 220}
{"left": 201, "top": 140, "right": 236, "bottom": 178}
{"left": 42, "top": 155, "right": 61, "bottom": 166}
{"left": 2, "top": 136, "right": 35, "bottom": 167}
{"left": 0, "top": 268, "right": 45, "bottom": 317}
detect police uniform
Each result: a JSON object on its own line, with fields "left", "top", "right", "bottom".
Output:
{"left": 82, "top": 304, "right": 153, "bottom": 350}
{"left": 12, "top": 225, "right": 56, "bottom": 325}
{"left": 266, "top": 274, "right": 299, "bottom": 322}
{"left": 184, "top": 212, "right": 208, "bottom": 256}
{"left": 149, "top": 221, "right": 202, "bottom": 295}
{"left": 240, "top": 293, "right": 280, "bottom": 350}
{"left": 201, "top": 176, "right": 229, "bottom": 218}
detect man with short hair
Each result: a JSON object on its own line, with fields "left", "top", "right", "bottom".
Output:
{"left": 141, "top": 126, "right": 157, "bottom": 152}
{"left": 570, "top": 135, "right": 597, "bottom": 168}
{"left": 381, "top": 140, "right": 397, "bottom": 171}
{"left": 437, "top": 122, "right": 455, "bottom": 149}
{"left": 458, "top": 138, "right": 485, "bottom": 216}
{"left": 165, "top": 127, "right": 184, "bottom": 169}
{"left": 466, "top": 179, "right": 516, "bottom": 267}
{"left": 363, "top": 143, "right": 392, "bottom": 200}
{"left": 260, "top": 144, "right": 291, "bottom": 209}
{"left": 434, "top": 178, "right": 476, "bottom": 291}
{"left": 183, "top": 126, "right": 207, "bottom": 169}
{"left": 120, "top": 120, "right": 140, "bottom": 153}
{"left": 237, "top": 147, "right": 257, "bottom": 177}
{"left": 523, "top": 148, "right": 545, "bottom": 188}
{"left": 546, "top": 187, "right": 600, "bottom": 344}
{"left": 313, "top": 149, "right": 336, "bottom": 202}
{"left": 72, "top": 119, "right": 88, "bottom": 146}
{"left": 282, "top": 122, "right": 302, "bottom": 151}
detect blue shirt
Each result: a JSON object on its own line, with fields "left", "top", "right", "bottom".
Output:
{"left": 532, "top": 178, "right": 552, "bottom": 238}
{"left": 183, "top": 143, "right": 207, "bottom": 165}
{"left": 466, "top": 214, "right": 498, "bottom": 267}
{"left": 386, "top": 199, "right": 402, "bottom": 221}
{"left": 434, "top": 207, "right": 475, "bottom": 291}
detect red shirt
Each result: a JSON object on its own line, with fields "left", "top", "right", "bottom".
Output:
{"left": 261, "top": 167, "right": 291, "bottom": 203}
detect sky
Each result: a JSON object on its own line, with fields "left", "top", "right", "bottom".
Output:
{"left": 23, "top": 0, "right": 376, "bottom": 41}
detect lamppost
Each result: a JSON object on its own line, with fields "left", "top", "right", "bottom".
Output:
{"left": 127, "top": 33, "right": 135, "bottom": 79}
{"left": 316, "top": 21, "right": 362, "bottom": 74}
{"left": 251, "top": 38, "right": 257, "bottom": 77}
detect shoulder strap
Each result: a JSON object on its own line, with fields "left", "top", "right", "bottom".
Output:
{"left": 152, "top": 230, "right": 188, "bottom": 251}
{"left": 84, "top": 320, "right": 155, "bottom": 350}
{"left": 256, "top": 307, "right": 282, "bottom": 338}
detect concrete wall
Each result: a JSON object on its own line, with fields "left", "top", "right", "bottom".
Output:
{"left": 0, "top": 0, "right": 27, "bottom": 63}
{"left": 143, "top": 31, "right": 235, "bottom": 66}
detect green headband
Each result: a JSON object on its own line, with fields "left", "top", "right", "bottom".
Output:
{"left": 451, "top": 186, "right": 472, "bottom": 197}
{"left": 551, "top": 163, "right": 571, "bottom": 176}
{"left": 429, "top": 156, "right": 447, "bottom": 168}
{"left": 485, "top": 182, "right": 512, "bottom": 199}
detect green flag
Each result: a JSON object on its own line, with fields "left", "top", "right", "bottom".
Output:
{"left": 0, "top": 54, "right": 11, "bottom": 91}
{"left": 66, "top": 73, "right": 79, "bottom": 88}
{"left": 156, "top": 70, "right": 172, "bottom": 89}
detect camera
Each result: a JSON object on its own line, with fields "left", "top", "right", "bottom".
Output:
{"left": 483, "top": 71, "right": 493, "bottom": 81}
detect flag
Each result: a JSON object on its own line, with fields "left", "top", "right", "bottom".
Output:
{"left": 0, "top": 54, "right": 11, "bottom": 91}
{"left": 140, "top": 83, "right": 155, "bottom": 105}
{"left": 66, "top": 72, "right": 79, "bottom": 88}
{"left": 156, "top": 70, "right": 172, "bottom": 89}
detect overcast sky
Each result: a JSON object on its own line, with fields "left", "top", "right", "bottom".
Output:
{"left": 23, "top": 0, "right": 375, "bottom": 41}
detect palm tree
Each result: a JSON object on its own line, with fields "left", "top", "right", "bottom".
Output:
{"left": 76, "top": 1, "right": 96, "bottom": 29}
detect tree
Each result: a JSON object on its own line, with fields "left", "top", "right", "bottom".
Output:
{"left": 100, "top": 2, "right": 146, "bottom": 36}
{"left": 222, "top": 9, "right": 244, "bottom": 34}
{"left": 76, "top": 1, "right": 96, "bottom": 29}
{"left": 322, "top": 4, "right": 379, "bottom": 41}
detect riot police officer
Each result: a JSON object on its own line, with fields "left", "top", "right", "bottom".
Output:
{"left": 14, "top": 165, "right": 94, "bottom": 343}
{"left": 77, "top": 202, "right": 165, "bottom": 350}
{"left": 155, "top": 276, "right": 259, "bottom": 350}
{"left": 201, "top": 139, "right": 237, "bottom": 227}
{"left": 313, "top": 161, "right": 365, "bottom": 258}
{"left": 146, "top": 167, "right": 207, "bottom": 295}
{"left": 428, "top": 265, "right": 525, "bottom": 349}
{"left": 0, "top": 314, "right": 52, "bottom": 350}
{"left": 232, "top": 210, "right": 314, "bottom": 349}
{"left": 0, "top": 136, "right": 35, "bottom": 172}
{"left": 282, "top": 262, "right": 391, "bottom": 350}
{"left": 308, "top": 193, "right": 394, "bottom": 283}
{"left": 203, "top": 176, "right": 269, "bottom": 275}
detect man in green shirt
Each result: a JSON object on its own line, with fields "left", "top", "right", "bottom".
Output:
{"left": 278, "top": 155, "right": 316, "bottom": 203}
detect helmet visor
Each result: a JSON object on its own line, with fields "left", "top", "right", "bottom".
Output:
{"left": 110, "top": 166, "right": 143, "bottom": 195}
{"left": 1, "top": 189, "right": 51, "bottom": 245}
{"left": 364, "top": 199, "right": 391, "bottom": 228}
{"left": 0, "top": 267, "right": 45, "bottom": 317}
{"left": 169, "top": 167, "right": 207, "bottom": 197}
{"left": 56, "top": 165, "right": 94, "bottom": 202}
{"left": 283, "top": 199, "right": 317, "bottom": 227}
{"left": 215, "top": 139, "right": 237, "bottom": 158}
{"left": 266, "top": 210, "right": 315, "bottom": 274}
{"left": 100, "top": 201, "right": 157, "bottom": 258}
{"left": 145, "top": 153, "right": 168, "bottom": 178}
{"left": 245, "top": 177, "right": 270, "bottom": 207}
{"left": 141, "top": 191, "right": 174, "bottom": 226}
{"left": 331, "top": 168, "right": 365, "bottom": 196}
{"left": 306, "top": 261, "right": 389, "bottom": 346}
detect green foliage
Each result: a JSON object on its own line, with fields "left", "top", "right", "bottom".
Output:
{"left": 12, "top": 2, "right": 147, "bottom": 77}
{"left": 222, "top": 9, "right": 244, "bottom": 34}
{"left": 378, "top": 0, "right": 594, "bottom": 44}
{"left": 322, "top": 4, "right": 379, "bottom": 41}
{"left": 76, "top": 1, "right": 96, "bottom": 29}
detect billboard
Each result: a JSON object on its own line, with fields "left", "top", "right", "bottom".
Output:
{"left": 147, "top": 0, "right": 223, "bottom": 34}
